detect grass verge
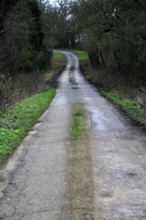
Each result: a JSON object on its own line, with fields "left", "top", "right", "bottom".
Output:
{"left": 53, "top": 51, "right": 66, "bottom": 59}
{"left": 44, "top": 50, "right": 67, "bottom": 84}
{"left": 52, "top": 50, "right": 67, "bottom": 71}
{"left": 100, "top": 89, "right": 146, "bottom": 129}
{"left": 0, "top": 50, "right": 66, "bottom": 166}
{"left": 67, "top": 104, "right": 94, "bottom": 219}
{"left": 71, "top": 49, "right": 146, "bottom": 130}
{"left": 68, "top": 49, "right": 89, "bottom": 61}
{"left": 0, "top": 89, "right": 56, "bottom": 165}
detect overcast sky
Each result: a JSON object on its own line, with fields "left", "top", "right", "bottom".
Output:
{"left": 49, "top": 0, "right": 56, "bottom": 4}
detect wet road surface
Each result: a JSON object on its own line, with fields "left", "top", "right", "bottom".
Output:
{"left": 0, "top": 51, "right": 146, "bottom": 219}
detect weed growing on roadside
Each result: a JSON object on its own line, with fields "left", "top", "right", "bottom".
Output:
{"left": 100, "top": 90, "right": 146, "bottom": 128}
{"left": 0, "top": 89, "right": 56, "bottom": 165}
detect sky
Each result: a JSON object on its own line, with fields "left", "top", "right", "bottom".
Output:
{"left": 49, "top": 0, "right": 56, "bottom": 4}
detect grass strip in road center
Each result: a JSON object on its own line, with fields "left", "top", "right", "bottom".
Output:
{"left": 0, "top": 89, "right": 56, "bottom": 165}
{"left": 71, "top": 104, "right": 85, "bottom": 140}
{"left": 67, "top": 104, "right": 94, "bottom": 220}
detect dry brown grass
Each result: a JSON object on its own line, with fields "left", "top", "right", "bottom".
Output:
{"left": 0, "top": 52, "right": 67, "bottom": 110}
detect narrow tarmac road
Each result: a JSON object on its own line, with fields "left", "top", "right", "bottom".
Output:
{"left": 0, "top": 51, "right": 146, "bottom": 220}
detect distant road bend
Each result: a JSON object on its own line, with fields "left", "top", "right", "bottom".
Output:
{"left": 0, "top": 51, "right": 146, "bottom": 220}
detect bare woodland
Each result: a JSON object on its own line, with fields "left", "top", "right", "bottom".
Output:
{"left": 0, "top": 0, "right": 146, "bottom": 108}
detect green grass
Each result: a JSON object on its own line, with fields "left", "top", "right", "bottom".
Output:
{"left": 100, "top": 90, "right": 146, "bottom": 128}
{"left": 0, "top": 89, "right": 56, "bottom": 165}
{"left": 69, "top": 50, "right": 89, "bottom": 61}
{"left": 0, "top": 50, "right": 66, "bottom": 166}
{"left": 44, "top": 51, "right": 67, "bottom": 82}
{"left": 68, "top": 104, "right": 94, "bottom": 220}
{"left": 71, "top": 104, "right": 85, "bottom": 140}
{"left": 52, "top": 50, "right": 67, "bottom": 68}
{"left": 51, "top": 51, "right": 67, "bottom": 73}
{"left": 53, "top": 51, "right": 66, "bottom": 61}
{"left": 44, "top": 70, "right": 53, "bottom": 81}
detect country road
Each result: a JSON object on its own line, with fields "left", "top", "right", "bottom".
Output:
{"left": 0, "top": 51, "right": 146, "bottom": 220}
